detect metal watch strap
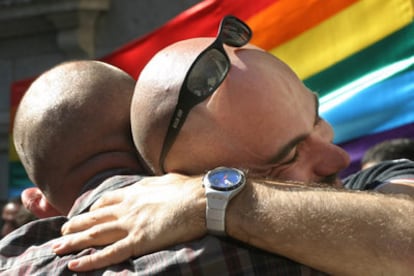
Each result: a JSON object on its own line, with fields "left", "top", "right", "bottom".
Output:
{"left": 206, "top": 193, "right": 228, "bottom": 235}
{"left": 203, "top": 167, "right": 246, "bottom": 236}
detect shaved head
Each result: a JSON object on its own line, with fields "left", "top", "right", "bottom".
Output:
{"left": 131, "top": 38, "right": 223, "bottom": 174}
{"left": 131, "top": 37, "right": 349, "bottom": 183}
{"left": 14, "top": 61, "right": 143, "bottom": 213}
{"left": 131, "top": 38, "right": 302, "bottom": 174}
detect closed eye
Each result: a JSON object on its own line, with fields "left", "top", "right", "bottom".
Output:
{"left": 280, "top": 149, "right": 299, "bottom": 165}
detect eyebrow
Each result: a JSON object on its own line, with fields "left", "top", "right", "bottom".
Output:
{"left": 267, "top": 93, "right": 319, "bottom": 164}
{"left": 312, "top": 92, "right": 320, "bottom": 125}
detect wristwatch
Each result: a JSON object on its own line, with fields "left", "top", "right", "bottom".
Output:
{"left": 203, "top": 167, "right": 246, "bottom": 235}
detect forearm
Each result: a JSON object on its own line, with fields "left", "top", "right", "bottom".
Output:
{"left": 56, "top": 174, "right": 414, "bottom": 274}
{"left": 226, "top": 179, "right": 414, "bottom": 275}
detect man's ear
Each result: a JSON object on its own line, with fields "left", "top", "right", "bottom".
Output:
{"left": 21, "top": 187, "right": 62, "bottom": 218}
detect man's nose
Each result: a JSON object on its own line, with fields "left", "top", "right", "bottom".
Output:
{"left": 311, "top": 119, "right": 350, "bottom": 176}
{"left": 314, "top": 141, "right": 350, "bottom": 177}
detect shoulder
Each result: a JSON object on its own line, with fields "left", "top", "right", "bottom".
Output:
{"left": 0, "top": 217, "right": 66, "bottom": 271}
{"left": 70, "top": 173, "right": 145, "bottom": 217}
{"left": 344, "top": 159, "right": 414, "bottom": 192}
{"left": 132, "top": 235, "right": 326, "bottom": 275}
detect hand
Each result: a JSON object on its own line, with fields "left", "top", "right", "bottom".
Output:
{"left": 52, "top": 173, "right": 206, "bottom": 271}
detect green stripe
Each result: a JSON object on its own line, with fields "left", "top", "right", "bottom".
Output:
{"left": 9, "top": 161, "right": 33, "bottom": 188}
{"left": 304, "top": 21, "right": 414, "bottom": 97}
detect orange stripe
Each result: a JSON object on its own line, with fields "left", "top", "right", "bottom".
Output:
{"left": 247, "top": 0, "right": 358, "bottom": 50}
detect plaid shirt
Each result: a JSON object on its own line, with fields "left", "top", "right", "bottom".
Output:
{"left": 0, "top": 174, "right": 326, "bottom": 276}
{"left": 344, "top": 159, "right": 414, "bottom": 190}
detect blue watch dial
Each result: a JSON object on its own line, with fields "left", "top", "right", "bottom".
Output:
{"left": 208, "top": 168, "right": 243, "bottom": 191}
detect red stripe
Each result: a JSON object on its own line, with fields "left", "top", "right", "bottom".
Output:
{"left": 102, "top": 0, "right": 276, "bottom": 79}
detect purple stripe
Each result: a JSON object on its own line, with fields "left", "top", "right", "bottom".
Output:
{"left": 339, "top": 122, "right": 414, "bottom": 178}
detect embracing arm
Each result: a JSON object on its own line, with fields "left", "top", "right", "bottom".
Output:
{"left": 55, "top": 174, "right": 414, "bottom": 275}
{"left": 227, "top": 179, "right": 414, "bottom": 275}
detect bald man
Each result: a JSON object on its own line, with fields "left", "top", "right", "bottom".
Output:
{"left": 132, "top": 40, "right": 349, "bottom": 182}
{"left": 0, "top": 61, "right": 154, "bottom": 274}
{"left": 2, "top": 60, "right": 324, "bottom": 275}
{"left": 13, "top": 60, "right": 144, "bottom": 217}
{"left": 57, "top": 17, "right": 414, "bottom": 275}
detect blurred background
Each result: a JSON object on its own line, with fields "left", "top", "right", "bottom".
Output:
{"left": 0, "top": 0, "right": 200, "bottom": 202}
{"left": 1, "top": 0, "right": 413, "bottom": 204}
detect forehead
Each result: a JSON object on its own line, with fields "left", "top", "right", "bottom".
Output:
{"left": 207, "top": 48, "right": 316, "bottom": 162}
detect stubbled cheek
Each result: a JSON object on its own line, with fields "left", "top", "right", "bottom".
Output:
{"left": 247, "top": 166, "right": 274, "bottom": 178}
{"left": 268, "top": 165, "right": 295, "bottom": 180}
{"left": 270, "top": 162, "right": 314, "bottom": 183}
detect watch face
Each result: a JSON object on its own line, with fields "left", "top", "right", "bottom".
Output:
{"left": 208, "top": 168, "right": 244, "bottom": 191}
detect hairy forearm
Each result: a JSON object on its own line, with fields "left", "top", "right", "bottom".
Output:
{"left": 57, "top": 174, "right": 414, "bottom": 273}
{"left": 225, "top": 179, "right": 414, "bottom": 275}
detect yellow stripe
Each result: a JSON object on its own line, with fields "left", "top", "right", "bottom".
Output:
{"left": 270, "top": 0, "right": 414, "bottom": 79}
{"left": 9, "top": 137, "right": 19, "bottom": 161}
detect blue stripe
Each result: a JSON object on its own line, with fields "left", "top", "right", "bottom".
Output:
{"left": 321, "top": 67, "right": 414, "bottom": 143}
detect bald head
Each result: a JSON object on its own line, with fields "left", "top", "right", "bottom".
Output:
{"left": 131, "top": 37, "right": 313, "bottom": 175}
{"left": 14, "top": 61, "right": 143, "bottom": 214}
{"left": 131, "top": 38, "right": 212, "bottom": 174}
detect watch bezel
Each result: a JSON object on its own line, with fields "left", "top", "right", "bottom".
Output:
{"left": 204, "top": 167, "right": 246, "bottom": 191}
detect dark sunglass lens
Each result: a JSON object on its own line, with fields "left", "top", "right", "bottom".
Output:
{"left": 220, "top": 16, "right": 252, "bottom": 47}
{"left": 186, "top": 49, "right": 229, "bottom": 97}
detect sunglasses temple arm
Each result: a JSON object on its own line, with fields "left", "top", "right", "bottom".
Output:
{"left": 159, "top": 106, "right": 190, "bottom": 173}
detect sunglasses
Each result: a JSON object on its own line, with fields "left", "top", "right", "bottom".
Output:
{"left": 159, "top": 15, "right": 252, "bottom": 172}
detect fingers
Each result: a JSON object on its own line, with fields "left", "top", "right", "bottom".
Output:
{"left": 66, "top": 238, "right": 135, "bottom": 272}
{"left": 62, "top": 207, "right": 117, "bottom": 234}
{"left": 90, "top": 189, "right": 126, "bottom": 211}
{"left": 55, "top": 221, "right": 127, "bottom": 255}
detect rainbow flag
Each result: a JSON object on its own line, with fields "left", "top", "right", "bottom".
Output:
{"left": 9, "top": 0, "right": 414, "bottom": 196}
